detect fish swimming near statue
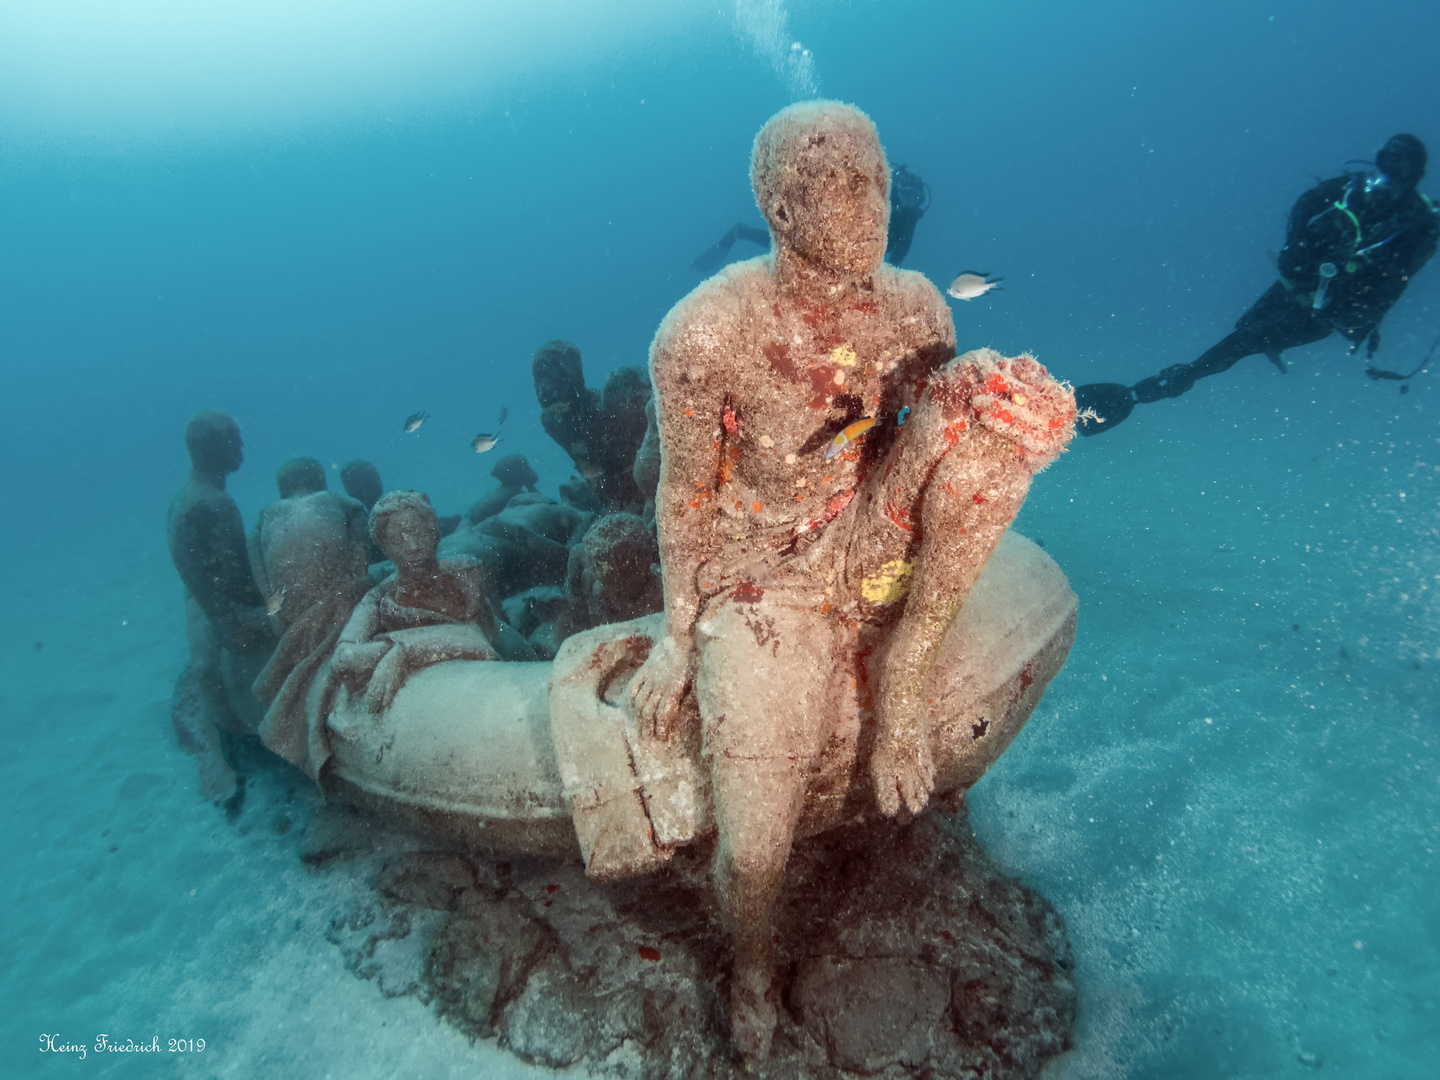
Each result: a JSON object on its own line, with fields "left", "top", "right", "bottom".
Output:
{"left": 824, "top": 416, "right": 880, "bottom": 460}
{"left": 471, "top": 405, "right": 508, "bottom": 454}
{"left": 403, "top": 411, "right": 429, "bottom": 433}
{"left": 946, "top": 271, "right": 1003, "bottom": 301}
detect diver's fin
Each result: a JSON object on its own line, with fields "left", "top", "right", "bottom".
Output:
{"left": 691, "top": 223, "right": 769, "bottom": 273}
{"left": 1265, "top": 352, "right": 1286, "bottom": 375}
{"left": 690, "top": 225, "right": 741, "bottom": 273}
{"left": 1073, "top": 382, "right": 1136, "bottom": 437}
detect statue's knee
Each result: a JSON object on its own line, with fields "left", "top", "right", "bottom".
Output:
{"left": 713, "top": 844, "right": 787, "bottom": 913}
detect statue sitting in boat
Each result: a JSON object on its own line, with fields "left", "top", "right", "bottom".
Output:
{"left": 171, "top": 100, "right": 1079, "bottom": 1068}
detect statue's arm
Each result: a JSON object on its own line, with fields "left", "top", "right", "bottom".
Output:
{"left": 631, "top": 305, "right": 728, "bottom": 737}
{"left": 454, "top": 558, "right": 504, "bottom": 645}
{"left": 179, "top": 499, "right": 267, "bottom": 649}
{"left": 332, "top": 587, "right": 387, "bottom": 686}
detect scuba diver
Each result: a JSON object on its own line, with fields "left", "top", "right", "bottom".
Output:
{"left": 1075, "top": 134, "right": 1439, "bottom": 435}
{"left": 689, "top": 163, "right": 931, "bottom": 272}
{"left": 884, "top": 163, "right": 931, "bottom": 265}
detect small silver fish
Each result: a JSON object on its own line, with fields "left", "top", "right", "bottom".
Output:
{"left": 471, "top": 405, "right": 508, "bottom": 453}
{"left": 266, "top": 587, "right": 287, "bottom": 617}
{"left": 403, "top": 411, "right": 429, "bottom": 433}
{"left": 947, "top": 271, "right": 1003, "bottom": 301}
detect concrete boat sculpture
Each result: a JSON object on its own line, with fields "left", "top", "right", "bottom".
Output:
{"left": 168, "top": 99, "right": 1080, "bottom": 1069}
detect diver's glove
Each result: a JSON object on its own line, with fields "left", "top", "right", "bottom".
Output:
{"left": 1131, "top": 364, "right": 1196, "bottom": 404}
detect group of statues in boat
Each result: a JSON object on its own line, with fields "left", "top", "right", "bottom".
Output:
{"left": 166, "top": 101, "right": 1079, "bottom": 1062}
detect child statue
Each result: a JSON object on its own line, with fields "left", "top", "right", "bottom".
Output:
{"left": 333, "top": 491, "right": 524, "bottom": 714}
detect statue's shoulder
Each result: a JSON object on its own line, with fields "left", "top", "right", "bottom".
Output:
{"left": 652, "top": 258, "right": 772, "bottom": 366}
{"left": 874, "top": 264, "right": 955, "bottom": 345}
{"left": 172, "top": 481, "right": 237, "bottom": 532}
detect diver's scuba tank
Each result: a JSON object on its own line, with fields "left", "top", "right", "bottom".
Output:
{"left": 1312, "top": 261, "right": 1338, "bottom": 310}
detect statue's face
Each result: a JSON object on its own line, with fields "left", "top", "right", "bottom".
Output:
{"left": 384, "top": 506, "right": 439, "bottom": 572}
{"left": 534, "top": 347, "right": 585, "bottom": 408}
{"left": 220, "top": 429, "right": 244, "bottom": 473}
{"left": 773, "top": 152, "right": 889, "bottom": 275}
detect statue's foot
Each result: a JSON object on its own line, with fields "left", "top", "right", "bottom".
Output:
{"left": 729, "top": 966, "right": 777, "bottom": 1062}
{"left": 196, "top": 750, "right": 238, "bottom": 804}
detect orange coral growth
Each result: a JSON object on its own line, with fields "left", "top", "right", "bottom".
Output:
{"left": 884, "top": 501, "right": 913, "bottom": 531}
{"left": 722, "top": 400, "right": 740, "bottom": 438}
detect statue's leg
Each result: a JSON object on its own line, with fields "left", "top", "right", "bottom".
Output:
{"left": 837, "top": 351, "right": 1074, "bottom": 812}
{"left": 180, "top": 596, "right": 239, "bottom": 802}
{"left": 693, "top": 593, "right": 841, "bottom": 1061}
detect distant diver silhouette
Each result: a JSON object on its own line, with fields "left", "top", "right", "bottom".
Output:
{"left": 885, "top": 163, "right": 930, "bottom": 265}
{"left": 689, "top": 164, "right": 932, "bottom": 272}
{"left": 690, "top": 224, "right": 771, "bottom": 274}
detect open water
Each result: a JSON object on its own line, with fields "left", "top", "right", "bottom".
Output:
{"left": 1, "top": 1, "right": 1437, "bottom": 1075}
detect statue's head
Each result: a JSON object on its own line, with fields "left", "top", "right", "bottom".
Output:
{"left": 341, "top": 459, "right": 384, "bottom": 510}
{"left": 533, "top": 340, "right": 586, "bottom": 409}
{"left": 185, "top": 410, "right": 244, "bottom": 477}
{"left": 370, "top": 490, "right": 439, "bottom": 574}
{"left": 752, "top": 101, "right": 890, "bottom": 276}
{"left": 491, "top": 454, "right": 539, "bottom": 490}
{"left": 600, "top": 366, "right": 652, "bottom": 425}
{"left": 276, "top": 455, "right": 328, "bottom": 499}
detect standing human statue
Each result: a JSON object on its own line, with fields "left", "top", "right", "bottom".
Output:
{"left": 629, "top": 101, "right": 1074, "bottom": 1060}
{"left": 1076, "top": 134, "right": 1439, "bottom": 433}
{"left": 167, "top": 410, "right": 274, "bottom": 800}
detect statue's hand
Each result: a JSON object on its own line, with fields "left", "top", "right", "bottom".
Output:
{"left": 629, "top": 635, "right": 696, "bottom": 741}
{"left": 871, "top": 725, "right": 935, "bottom": 817}
{"left": 332, "top": 640, "right": 389, "bottom": 689}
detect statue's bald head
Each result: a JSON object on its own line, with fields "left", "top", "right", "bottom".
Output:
{"left": 751, "top": 101, "right": 890, "bottom": 275}
{"left": 185, "top": 410, "right": 243, "bottom": 477}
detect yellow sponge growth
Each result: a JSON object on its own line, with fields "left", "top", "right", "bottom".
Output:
{"left": 861, "top": 559, "right": 914, "bottom": 603}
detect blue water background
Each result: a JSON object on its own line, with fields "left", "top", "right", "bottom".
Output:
{"left": 1, "top": 1, "right": 1437, "bottom": 1075}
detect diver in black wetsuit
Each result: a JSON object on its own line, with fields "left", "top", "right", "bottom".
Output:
{"left": 689, "top": 163, "right": 931, "bottom": 272}
{"left": 1076, "top": 134, "right": 1439, "bottom": 435}
{"left": 884, "top": 163, "right": 930, "bottom": 265}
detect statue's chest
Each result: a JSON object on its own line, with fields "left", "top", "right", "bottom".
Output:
{"left": 752, "top": 318, "right": 891, "bottom": 416}
{"left": 391, "top": 574, "right": 470, "bottom": 625}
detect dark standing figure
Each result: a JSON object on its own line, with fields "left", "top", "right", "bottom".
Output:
{"left": 884, "top": 163, "right": 931, "bottom": 265}
{"left": 167, "top": 411, "right": 274, "bottom": 802}
{"left": 1077, "top": 135, "right": 1439, "bottom": 434}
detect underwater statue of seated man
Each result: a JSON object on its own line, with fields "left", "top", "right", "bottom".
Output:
{"left": 628, "top": 101, "right": 1076, "bottom": 1060}
{"left": 334, "top": 491, "right": 529, "bottom": 714}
